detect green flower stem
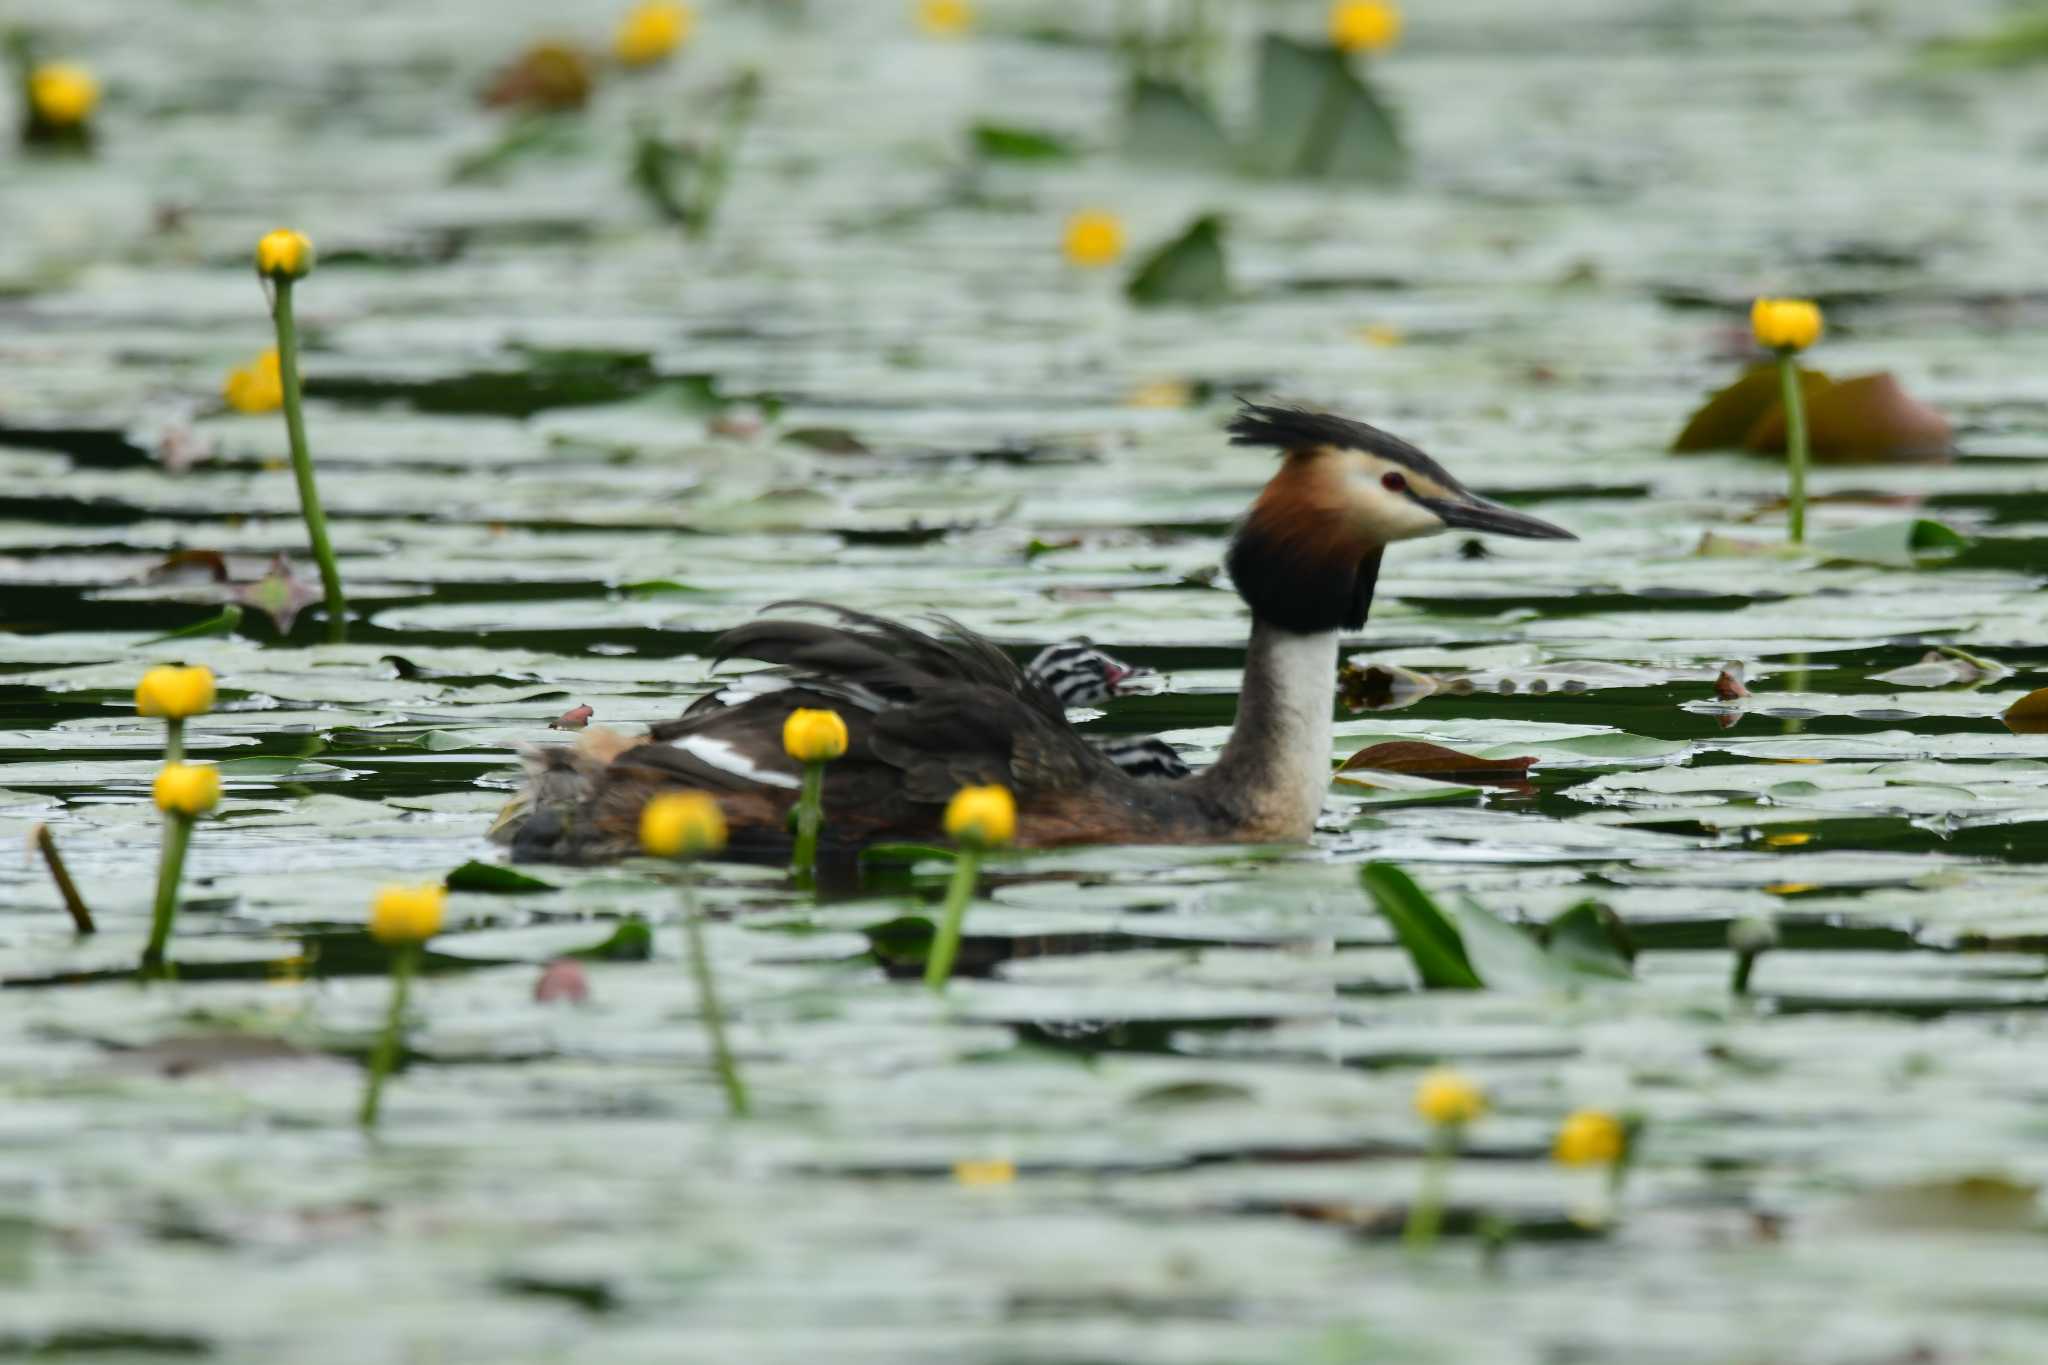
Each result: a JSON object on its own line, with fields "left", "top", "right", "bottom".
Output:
{"left": 790, "top": 761, "right": 824, "bottom": 888}
{"left": 1731, "top": 948, "right": 1760, "bottom": 996}
{"left": 1779, "top": 351, "right": 1810, "bottom": 544}
{"left": 163, "top": 716, "right": 184, "bottom": 763}
{"left": 681, "top": 863, "right": 749, "bottom": 1117}
{"left": 1403, "top": 1124, "right": 1460, "bottom": 1252}
{"left": 924, "top": 848, "right": 982, "bottom": 992}
{"left": 269, "top": 279, "right": 347, "bottom": 643}
{"left": 359, "top": 942, "right": 419, "bottom": 1129}
{"left": 141, "top": 812, "right": 194, "bottom": 972}
{"left": 32, "top": 823, "right": 94, "bottom": 935}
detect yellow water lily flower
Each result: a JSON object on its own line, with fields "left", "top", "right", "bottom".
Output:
{"left": 952, "top": 1157, "right": 1016, "bottom": 1186}
{"left": 917, "top": 0, "right": 972, "bottom": 37}
{"left": 1329, "top": 1, "right": 1402, "bottom": 53}
{"left": 782, "top": 708, "right": 849, "bottom": 763}
{"left": 1553, "top": 1109, "right": 1627, "bottom": 1166}
{"left": 641, "top": 791, "right": 728, "bottom": 859}
{"left": 222, "top": 349, "right": 284, "bottom": 413}
{"left": 152, "top": 762, "right": 222, "bottom": 817}
{"left": 1062, "top": 210, "right": 1126, "bottom": 269}
{"left": 1751, "top": 297, "right": 1822, "bottom": 353}
{"left": 255, "top": 228, "right": 314, "bottom": 282}
{"left": 944, "top": 784, "right": 1015, "bottom": 848}
{"left": 1413, "top": 1067, "right": 1486, "bottom": 1126}
{"left": 616, "top": 2, "right": 695, "bottom": 66}
{"left": 136, "top": 664, "right": 217, "bottom": 719}
{"left": 29, "top": 64, "right": 99, "bottom": 127}
{"left": 370, "top": 884, "right": 446, "bottom": 945}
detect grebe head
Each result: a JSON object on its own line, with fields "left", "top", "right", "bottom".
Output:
{"left": 1027, "top": 642, "right": 1157, "bottom": 707}
{"left": 1224, "top": 402, "right": 1574, "bottom": 634}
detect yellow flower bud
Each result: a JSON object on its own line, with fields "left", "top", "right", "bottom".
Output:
{"left": 616, "top": 2, "right": 694, "bottom": 65}
{"left": 782, "top": 708, "right": 849, "bottom": 763}
{"left": 916, "top": 0, "right": 972, "bottom": 37}
{"left": 29, "top": 64, "right": 99, "bottom": 127}
{"left": 944, "top": 784, "right": 1016, "bottom": 848}
{"left": 135, "top": 664, "right": 217, "bottom": 720}
{"left": 255, "top": 229, "right": 315, "bottom": 282}
{"left": 1751, "top": 297, "right": 1823, "bottom": 353}
{"left": 370, "top": 884, "right": 446, "bottom": 945}
{"left": 640, "top": 791, "right": 728, "bottom": 859}
{"left": 1413, "top": 1067, "right": 1486, "bottom": 1126}
{"left": 1329, "top": 1, "right": 1402, "bottom": 53}
{"left": 222, "top": 349, "right": 284, "bottom": 414}
{"left": 152, "top": 762, "right": 222, "bottom": 817}
{"left": 1062, "top": 210, "right": 1125, "bottom": 270}
{"left": 1553, "top": 1109, "right": 1627, "bottom": 1167}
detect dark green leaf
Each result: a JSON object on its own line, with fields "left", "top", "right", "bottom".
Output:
{"left": 567, "top": 918, "right": 653, "bottom": 962}
{"left": 1359, "top": 862, "right": 1482, "bottom": 990}
{"left": 1542, "top": 900, "right": 1636, "bottom": 980}
{"left": 1127, "top": 213, "right": 1230, "bottom": 307}
{"left": 970, "top": 123, "right": 1075, "bottom": 161}
{"left": 445, "top": 860, "right": 556, "bottom": 894}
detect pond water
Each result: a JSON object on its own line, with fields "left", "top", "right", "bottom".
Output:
{"left": 5, "top": 0, "right": 2048, "bottom": 1360}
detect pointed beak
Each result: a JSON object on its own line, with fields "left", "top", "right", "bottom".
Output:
{"left": 1417, "top": 493, "right": 1577, "bottom": 541}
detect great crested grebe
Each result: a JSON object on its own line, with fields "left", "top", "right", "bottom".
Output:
{"left": 499, "top": 403, "right": 1574, "bottom": 862}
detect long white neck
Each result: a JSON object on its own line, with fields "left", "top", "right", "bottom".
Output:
{"left": 1195, "top": 622, "right": 1338, "bottom": 840}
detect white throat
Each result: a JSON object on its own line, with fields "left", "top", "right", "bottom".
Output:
{"left": 1202, "top": 624, "right": 1338, "bottom": 840}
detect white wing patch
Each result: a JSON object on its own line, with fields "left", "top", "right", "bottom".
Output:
{"left": 669, "top": 734, "right": 802, "bottom": 789}
{"left": 712, "top": 675, "right": 794, "bottom": 706}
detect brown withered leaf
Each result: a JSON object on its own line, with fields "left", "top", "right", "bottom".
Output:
{"left": 1746, "top": 372, "right": 1952, "bottom": 463}
{"left": 1674, "top": 365, "right": 1952, "bottom": 464}
{"left": 482, "top": 42, "right": 594, "bottom": 112}
{"left": 1715, "top": 662, "right": 1751, "bottom": 700}
{"left": 551, "top": 704, "right": 594, "bottom": 730}
{"left": 1338, "top": 740, "right": 1536, "bottom": 787}
{"left": 145, "top": 549, "right": 229, "bottom": 584}
{"left": 2003, "top": 688, "right": 2048, "bottom": 735}
{"left": 1672, "top": 363, "right": 1831, "bottom": 453}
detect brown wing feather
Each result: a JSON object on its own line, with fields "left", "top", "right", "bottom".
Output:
{"left": 503, "top": 607, "right": 1145, "bottom": 862}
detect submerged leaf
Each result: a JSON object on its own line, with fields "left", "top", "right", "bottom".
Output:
{"left": 1127, "top": 214, "right": 1229, "bottom": 307}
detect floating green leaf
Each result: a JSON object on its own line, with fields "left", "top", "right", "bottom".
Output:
{"left": 1811, "top": 519, "right": 1970, "bottom": 569}
{"left": 1123, "top": 78, "right": 1234, "bottom": 170}
{"left": 445, "top": 860, "right": 557, "bottom": 894}
{"left": 1127, "top": 214, "right": 1229, "bottom": 307}
{"left": 971, "top": 123, "right": 1076, "bottom": 161}
{"left": 1250, "top": 36, "right": 1404, "bottom": 182}
{"left": 1359, "top": 862, "right": 1481, "bottom": 990}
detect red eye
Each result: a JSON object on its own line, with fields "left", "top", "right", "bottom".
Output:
{"left": 1381, "top": 470, "right": 1407, "bottom": 492}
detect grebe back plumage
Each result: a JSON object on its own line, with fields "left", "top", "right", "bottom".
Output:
{"left": 498, "top": 404, "right": 1573, "bottom": 862}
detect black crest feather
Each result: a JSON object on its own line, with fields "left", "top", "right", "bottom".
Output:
{"left": 1227, "top": 401, "right": 1470, "bottom": 496}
